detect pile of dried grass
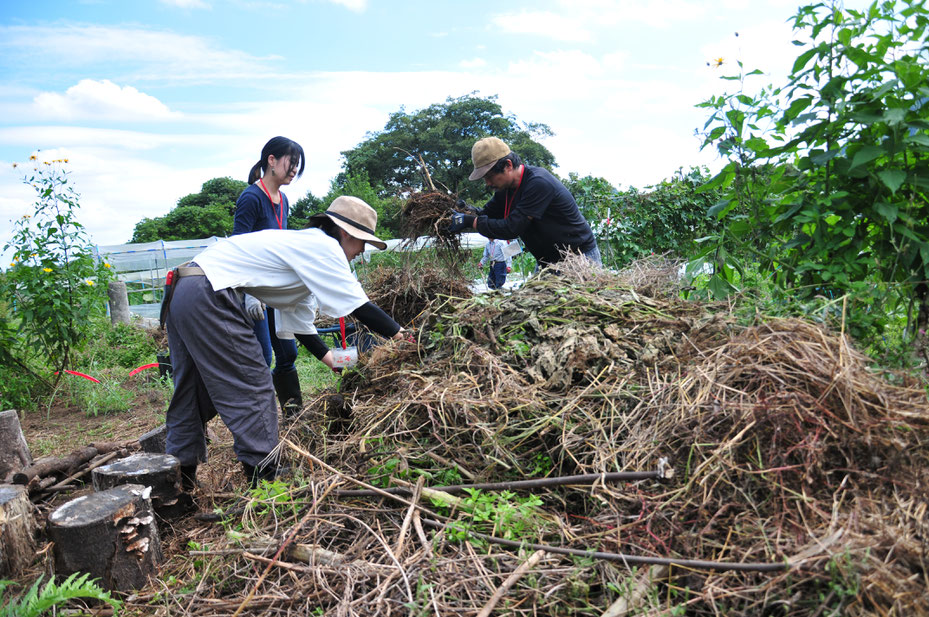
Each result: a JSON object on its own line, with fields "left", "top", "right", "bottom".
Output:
{"left": 298, "top": 260, "right": 928, "bottom": 615}
{"left": 141, "top": 257, "right": 928, "bottom": 616}
{"left": 360, "top": 262, "right": 472, "bottom": 328}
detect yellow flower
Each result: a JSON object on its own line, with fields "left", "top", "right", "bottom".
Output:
{"left": 714, "top": 57, "right": 724, "bottom": 67}
{"left": 63, "top": 158, "right": 69, "bottom": 163}
{"left": 43, "top": 267, "right": 52, "bottom": 273}
{"left": 29, "top": 154, "right": 37, "bottom": 161}
{"left": 85, "top": 279, "right": 95, "bottom": 286}
{"left": 104, "top": 263, "right": 112, "bottom": 268}
{"left": 9, "top": 262, "right": 14, "bottom": 267}
{"left": 30, "top": 253, "right": 36, "bottom": 257}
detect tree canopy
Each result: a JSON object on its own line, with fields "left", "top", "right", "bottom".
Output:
{"left": 130, "top": 177, "right": 246, "bottom": 242}
{"left": 340, "top": 93, "right": 556, "bottom": 203}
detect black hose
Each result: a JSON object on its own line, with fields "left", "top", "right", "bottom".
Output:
{"left": 333, "top": 470, "right": 663, "bottom": 497}
{"left": 419, "top": 518, "right": 789, "bottom": 573}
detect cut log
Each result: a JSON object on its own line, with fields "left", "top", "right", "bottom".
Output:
{"left": 47, "top": 484, "right": 163, "bottom": 591}
{"left": 0, "top": 410, "right": 33, "bottom": 482}
{"left": 107, "top": 281, "right": 131, "bottom": 325}
{"left": 0, "top": 484, "right": 37, "bottom": 576}
{"left": 13, "top": 446, "right": 98, "bottom": 485}
{"left": 138, "top": 425, "right": 167, "bottom": 454}
{"left": 92, "top": 453, "right": 191, "bottom": 518}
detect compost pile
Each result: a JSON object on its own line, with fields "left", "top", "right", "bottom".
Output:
{"left": 143, "top": 258, "right": 929, "bottom": 617}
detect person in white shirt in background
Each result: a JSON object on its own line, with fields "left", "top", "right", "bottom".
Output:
{"left": 479, "top": 238, "right": 513, "bottom": 289}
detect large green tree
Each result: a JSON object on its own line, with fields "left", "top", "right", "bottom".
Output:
{"left": 292, "top": 172, "right": 400, "bottom": 238}
{"left": 130, "top": 177, "right": 247, "bottom": 242}
{"left": 340, "top": 93, "right": 556, "bottom": 203}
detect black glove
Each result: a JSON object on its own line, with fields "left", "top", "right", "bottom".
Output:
{"left": 456, "top": 198, "right": 477, "bottom": 214}
{"left": 447, "top": 212, "right": 476, "bottom": 234}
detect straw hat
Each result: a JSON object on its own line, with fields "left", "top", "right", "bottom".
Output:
{"left": 311, "top": 196, "right": 387, "bottom": 250}
{"left": 469, "top": 137, "right": 511, "bottom": 180}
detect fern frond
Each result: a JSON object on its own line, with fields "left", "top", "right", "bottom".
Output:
{"left": 0, "top": 572, "right": 121, "bottom": 617}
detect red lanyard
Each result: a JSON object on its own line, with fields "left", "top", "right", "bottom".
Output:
{"left": 504, "top": 165, "right": 525, "bottom": 219}
{"left": 258, "top": 178, "right": 284, "bottom": 229}
{"left": 338, "top": 317, "right": 347, "bottom": 349}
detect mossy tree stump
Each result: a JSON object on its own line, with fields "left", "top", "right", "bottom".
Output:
{"left": 47, "top": 484, "right": 163, "bottom": 591}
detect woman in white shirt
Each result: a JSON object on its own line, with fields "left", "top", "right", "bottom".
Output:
{"left": 163, "top": 196, "right": 402, "bottom": 489}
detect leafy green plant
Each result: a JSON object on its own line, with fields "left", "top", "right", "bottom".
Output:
{"left": 696, "top": 1, "right": 929, "bottom": 364}
{"left": 0, "top": 573, "right": 122, "bottom": 617}
{"left": 432, "top": 489, "right": 546, "bottom": 542}
{"left": 245, "top": 478, "right": 299, "bottom": 521}
{"left": 2, "top": 155, "right": 113, "bottom": 378}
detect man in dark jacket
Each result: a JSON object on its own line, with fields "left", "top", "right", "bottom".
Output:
{"left": 448, "top": 137, "right": 600, "bottom": 268}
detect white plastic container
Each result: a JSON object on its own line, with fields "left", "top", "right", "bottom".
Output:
{"left": 330, "top": 346, "right": 358, "bottom": 369}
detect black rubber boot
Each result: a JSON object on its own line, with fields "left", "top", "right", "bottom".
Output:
{"left": 241, "top": 460, "right": 291, "bottom": 488}
{"left": 180, "top": 464, "right": 198, "bottom": 492}
{"left": 272, "top": 367, "right": 303, "bottom": 419}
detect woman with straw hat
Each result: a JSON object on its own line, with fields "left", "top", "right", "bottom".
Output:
{"left": 163, "top": 196, "right": 402, "bottom": 489}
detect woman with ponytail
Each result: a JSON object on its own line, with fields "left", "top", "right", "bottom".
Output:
{"left": 232, "top": 136, "right": 306, "bottom": 418}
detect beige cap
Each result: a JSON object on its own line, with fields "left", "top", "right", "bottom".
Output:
{"left": 469, "top": 137, "right": 511, "bottom": 181}
{"left": 310, "top": 196, "right": 387, "bottom": 250}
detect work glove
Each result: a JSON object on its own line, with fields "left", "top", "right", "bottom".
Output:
{"left": 447, "top": 212, "right": 476, "bottom": 234}
{"left": 456, "top": 198, "right": 478, "bottom": 214}
{"left": 244, "top": 294, "right": 265, "bottom": 321}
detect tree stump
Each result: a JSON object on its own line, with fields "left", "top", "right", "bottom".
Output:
{"left": 0, "top": 484, "right": 37, "bottom": 576}
{"left": 107, "top": 281, "right": 130, "bottom": 325}
{"left": 47, "top": 484, "right": 163, "bottom": 591}
{"left": 92, "top": 453, "right": 192, "bottom": 518}
{"left": 0, "top": 410, "right": 32, "bottom": 483}
{"left": 139, "top": 425, "right": 167, "bottom": 454}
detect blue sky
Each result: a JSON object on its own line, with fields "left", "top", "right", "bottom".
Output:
{"left": 0, "top": 0, "right": 856, "bottom": 251}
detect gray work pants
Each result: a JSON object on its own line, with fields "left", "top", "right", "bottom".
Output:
{"left": 165, "top": 274, "right": 278, "bottom": 467}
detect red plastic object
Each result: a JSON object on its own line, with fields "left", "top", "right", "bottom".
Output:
{"left": 129, "top": 363, "right": 159, "bottom": 377}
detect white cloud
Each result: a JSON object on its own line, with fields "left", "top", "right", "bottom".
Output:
{"left": 328, "top": 0, "right": 366, "bottom": 12}
{"left": 33, "top": 80, "right": 180, "bottom": 123}
{"left": 460, "top": 58, "right": 487, "bottom": 69}
{"left": 493, "top": 1, "right": 707, "bottom": 42}
{"left": 0, "top": 25, "right": 272, "bottom": 83}
{"left": 160, "top": 0, "right": 210, "bottom": 8}
{"left": 492, "top": 11, "right": 590, "bottom": 42}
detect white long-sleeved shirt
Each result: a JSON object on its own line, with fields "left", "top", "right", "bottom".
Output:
{"left": 193, "top": 227, "right": 368, "bottom": 338}
{"left": 480, "top": 239, "right": 513, "bottom": 267}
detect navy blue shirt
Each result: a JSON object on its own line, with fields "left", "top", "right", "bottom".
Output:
{"left": 475, "top": 165, "right": 596, "bottom": 267}
{"left": 232, "top": 183, "right": 290, "bottom": 235}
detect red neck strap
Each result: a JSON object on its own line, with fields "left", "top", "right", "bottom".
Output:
{"left": 258, "top": 178, "right": 284, "bottom": 229}
{"left": 504, "top": 165, "right": 525, "bottom": 219}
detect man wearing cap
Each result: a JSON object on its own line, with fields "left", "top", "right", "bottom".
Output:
{"left": 448, "top": 137, "right": 600, "bottom": 269}
{"left": 163, "top": 196, "right": 404, "bottom": 490}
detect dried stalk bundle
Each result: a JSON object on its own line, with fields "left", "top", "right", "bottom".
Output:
{"left": 360, "top": 262, "right": 472, "bottom": 328}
